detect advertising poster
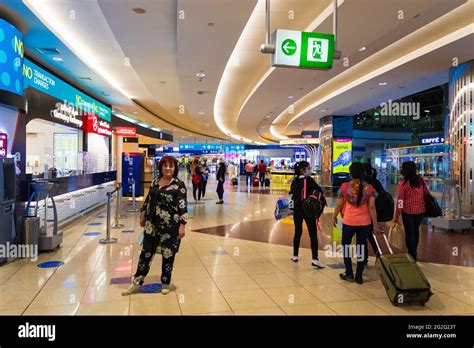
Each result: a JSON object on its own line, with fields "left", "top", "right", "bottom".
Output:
{"left": 332, "top": 138, "right": 352, "bottom": 174}
{"left": 0, "top": 19, "right": 23, "bottom": 95}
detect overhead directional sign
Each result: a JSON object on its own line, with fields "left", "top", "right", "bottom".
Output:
{"left": 272, "top": 29, "right": 334, "bottom": 70}
{"left": 280, "top": 138, "right": 320, "bottom": 146}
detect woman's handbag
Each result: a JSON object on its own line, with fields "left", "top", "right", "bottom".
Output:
{"left": 423, "top": 181, "right": 442, "bottom": 217}
{"left": 387, "top": 223, "right": 405, "bottom": 250}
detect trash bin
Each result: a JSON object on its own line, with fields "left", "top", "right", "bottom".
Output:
{"left": 17, "top": 215, "right": 39, "bottom": 258}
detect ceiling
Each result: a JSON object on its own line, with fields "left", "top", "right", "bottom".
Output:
{"left": 2, "top": 0, "right": 473, "bottom": 145}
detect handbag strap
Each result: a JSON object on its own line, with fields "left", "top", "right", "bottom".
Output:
{"left": 302, "top": 178, "right": 307, "bottom": 200}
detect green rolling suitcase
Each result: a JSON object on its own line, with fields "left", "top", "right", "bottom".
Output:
{"left": 374, "top": 233, "right": 432, "bottom": 306}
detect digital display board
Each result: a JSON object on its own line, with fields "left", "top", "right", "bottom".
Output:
{"left": 0, "top": 19, "right": 23, "bottom": 96}
{"left": 332, "top": 138, "right": 352, "bottom": 174}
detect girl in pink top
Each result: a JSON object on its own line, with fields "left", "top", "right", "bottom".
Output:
{"left": 333, "top": 163, "right": 380, "bottom": 284}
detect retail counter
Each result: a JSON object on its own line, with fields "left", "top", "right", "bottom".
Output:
{"left": 17, "top": 171, "right": 117, "bottom": 228}
{"left": 270, "top": 170, "right": 321, "bottom": 185}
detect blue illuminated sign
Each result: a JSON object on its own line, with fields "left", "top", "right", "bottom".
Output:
{"left": 23, "top": 59, "right": 111, "bottom": 121}
{"left": 418, "top": 134, "right": 445, "bottom": 145}
{"left": 0, "top": 19, "right": 23, "bottom": 96}
{"left": 179, "top": 143, "right": 223, "bottom": 152}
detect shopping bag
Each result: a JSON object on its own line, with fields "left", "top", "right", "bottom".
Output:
{"left": 387, "top": 223, "right": 405, "bottom": 250}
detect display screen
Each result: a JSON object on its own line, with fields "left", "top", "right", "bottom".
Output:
{"left": 332, "top": 138, "right": 352, "bottom": 174}
{"left": 0, "top": 19, "right": 23, "bottom": 96}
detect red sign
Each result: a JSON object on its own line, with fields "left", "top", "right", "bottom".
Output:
{"left": 115, "top": 127, "right": 137, "bottom": 137}
{"left": 0, "top": 133, "right": 7, "bottom": 158}
{"left": 82, "top": 114, "right": 112, "bottom": 136}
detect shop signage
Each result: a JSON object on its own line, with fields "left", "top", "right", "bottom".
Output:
{"left": 332, "top": 138, "right": 352, "bottom": 174}
{"left": 0, "top": 19, "right": 24, "bottom": 96}
{"left": 51, "top": 102, "right": 83, "bottom": 128}
{"left": 272, "top": 30, "right": 334, "bottom": 69}
{"left": 0, "top": 133, "right": 7, "bottom": 158}
{"left": 280, "top": 138, "right": 320, "bottom": 145}
{"left": 179, "top": 143, "right": 223, "bottom": 152}
{"left": 419, "top": 134, "right": 445, "bottom": 145}
{"left": 83, "top": 114, "right": 112, "bottom": 136}
{"left": 115, "top": 126, "right": 137, "bottom": 136}
{"left": 23, "top": 59, "right": 111, "bottom": 121}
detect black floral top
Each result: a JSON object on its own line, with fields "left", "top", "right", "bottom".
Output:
{"left": 140, "top": 176, "right": 188, "bottom": 257}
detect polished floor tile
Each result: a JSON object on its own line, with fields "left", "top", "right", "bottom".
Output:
{"left": 177, "top": 292, "right": 231, "bottom": 315}
{"left": 130, "top": 296, "right": 181, "bottom": 315}
{"left": 205, "top": 263, "right": 246, "bottom": 277}
{"left": 29, "top": 287, "right": 87, "bottom": 308}
{"left": 174, "top": 276, "right": 219, "bottom": 294}
{"left": 222, "top": 289, "right": 278, "bottom": 311}
{"left": 76, "top": 299, "right": 130, "bottom": 315}
{"left": 426, "top": 293, "right": 474, "bottom": 315}
{"left": 445, "top": 290, "right": 474, "bottom": 306}
{"left": 304, "top": 284, "right": 363, "bottom": 303}
{"left": 368, "top": 299, "right": 438, "bottom": 316}
{"left": 281, "top": 303, "right": 336, "bottom": 316}
{"left": 234, "top": 307, "right": 285, "bottom": 315}
{"left": 263, "top": 286, "right": 321, "bottom": 307}
{"left": 23, "top": 304, "right": 80, "bottom": 316}
{"left": 327, "top": 300, "right": 389, "bottom": 315}
{"left": 250, "top": 272, "right": 298, "bottom": 289}
{"left": 212, "top": 274, "right": 259, "bottom": 292}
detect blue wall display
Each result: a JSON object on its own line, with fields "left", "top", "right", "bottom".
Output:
{"left": 23, "top": 59, "right": 111, "bottom": 122}
{"left": 122, "top": 153, "right": 144, "bottom": 197}
{"left": 37, "top": 261, "right": 64, "bottom": 268}
{"left": 0, "top": 19, "right": 23, "bottom": 96}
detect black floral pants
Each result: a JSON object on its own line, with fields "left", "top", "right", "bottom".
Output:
{"left": 132, "top": 232, "right": 176, "bottom": 285}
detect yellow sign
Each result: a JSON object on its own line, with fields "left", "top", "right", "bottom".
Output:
{"left": 280, "top": 138, "right": 319, "bottom": 145}
{"left": 332, "top": 139, "right": 352, "bottom": 174}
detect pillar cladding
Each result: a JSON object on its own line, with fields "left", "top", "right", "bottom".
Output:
{"left": 448, "top": 60, "right": 474, "bottom": 212}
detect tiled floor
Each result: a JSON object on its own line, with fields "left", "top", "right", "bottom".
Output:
{"left": 0, "top": 175, "right": 473, "bottom": 316}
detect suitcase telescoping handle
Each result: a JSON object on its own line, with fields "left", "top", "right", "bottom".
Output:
{"left": 373, "top": 230, "right": 394, "bottom": 255}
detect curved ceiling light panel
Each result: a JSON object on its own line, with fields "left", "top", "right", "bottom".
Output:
{"left": 24, "top": 0, "right": 135, "bottom": 99}
{"left": 272, "top": 1, "right": 474, "bottom": 138}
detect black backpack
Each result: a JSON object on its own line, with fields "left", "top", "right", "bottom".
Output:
{"left": 375, "top": 190, "right": 395, "bottom": 222}
{"left": 301, "top": 178, "right": 326, "bottom": 219}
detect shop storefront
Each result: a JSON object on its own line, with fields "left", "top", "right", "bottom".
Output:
{"left": 14, "top": 58, "right": 116, "bottom": 228}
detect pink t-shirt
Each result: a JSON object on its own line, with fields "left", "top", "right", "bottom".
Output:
{"left": 338, "top": 181, "right": 375, "bottom": 226}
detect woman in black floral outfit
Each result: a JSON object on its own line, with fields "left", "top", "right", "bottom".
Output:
{"left": 122, "top": 156, "right": 188, "bottom": 295}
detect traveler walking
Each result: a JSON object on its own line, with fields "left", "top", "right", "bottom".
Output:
{"left": 332, "top": 162, "right": 381, "bottom": 284}
{"left": 394, "top": 161, "right": 428, "bottom": 261}
{"left": 289, "top": 161, "right": 326, "bottom": 269}
{"left": 216, "top": 158, "right": 226, "bottom": 204}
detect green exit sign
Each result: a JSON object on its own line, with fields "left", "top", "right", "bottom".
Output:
{"left": 272, "top": 29, "right": 335, "bottom": 70}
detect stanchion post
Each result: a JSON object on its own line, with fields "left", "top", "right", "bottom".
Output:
{"left": 127, "top": 179, "right": 140, "bottom": 212}
{"left": 112, "top": 183, "right": 125, "bottom": 229}
{"left": 100, "top": 190, "right": 118, "bottom": 244}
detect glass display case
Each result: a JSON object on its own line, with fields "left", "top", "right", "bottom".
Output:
{"left": 371, "top": 144, "right": 450, "bottom": 197}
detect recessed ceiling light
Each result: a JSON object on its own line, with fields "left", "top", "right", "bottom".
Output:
{"left": 358, "top": 46, "right": 366, "bottom": 52}
{"left": 265, "top": 115, "right": 271, "bottom": 119}
{"left": 196, "top": 72, "right": 206, "bottom": 78}
{"left": 52, "top": 56, "right": 63, "bottom": 62}
{"left": 261, "top": 126, "right": 266, "bottom": 129}
{"left": 288, "top": 96, "right": 294, "bottom": 99}
{"left": 298, "top": 123, "right": 303, "bottom": 126}
{"left": 320, "top": 109, "right": 327, "bottom": 112}
{"left": 132, "top": 8, "right": 146, "bottom": 14}
{"left": 378, "top": 82, "right": 387, "bottom": 86}
{"left": 199, "top": 111, "right": 205, "bottom": 115}
{"left": 133, "top": 111, "right": 138, "bottom": 114}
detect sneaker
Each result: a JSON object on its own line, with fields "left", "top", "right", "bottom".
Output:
{"left": 311, "top": 260, "right": 326, "bottom": 269}
{"left": 121, "top": 283, "right": 141, "bottom": 296}
{"left": 355, "top": 277, "right": 364, "bottom": 285}
{"left": 161, "top": 284, "right": 170, "bottom": 295}
{"left": 290, "top": 256, "right": 299, "bottom": 263}
{"left": 339, "top": 273, "right": 354, "bottom": 282}
{"left": 216, "top": 201, "right": 223, "bottom": 204}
